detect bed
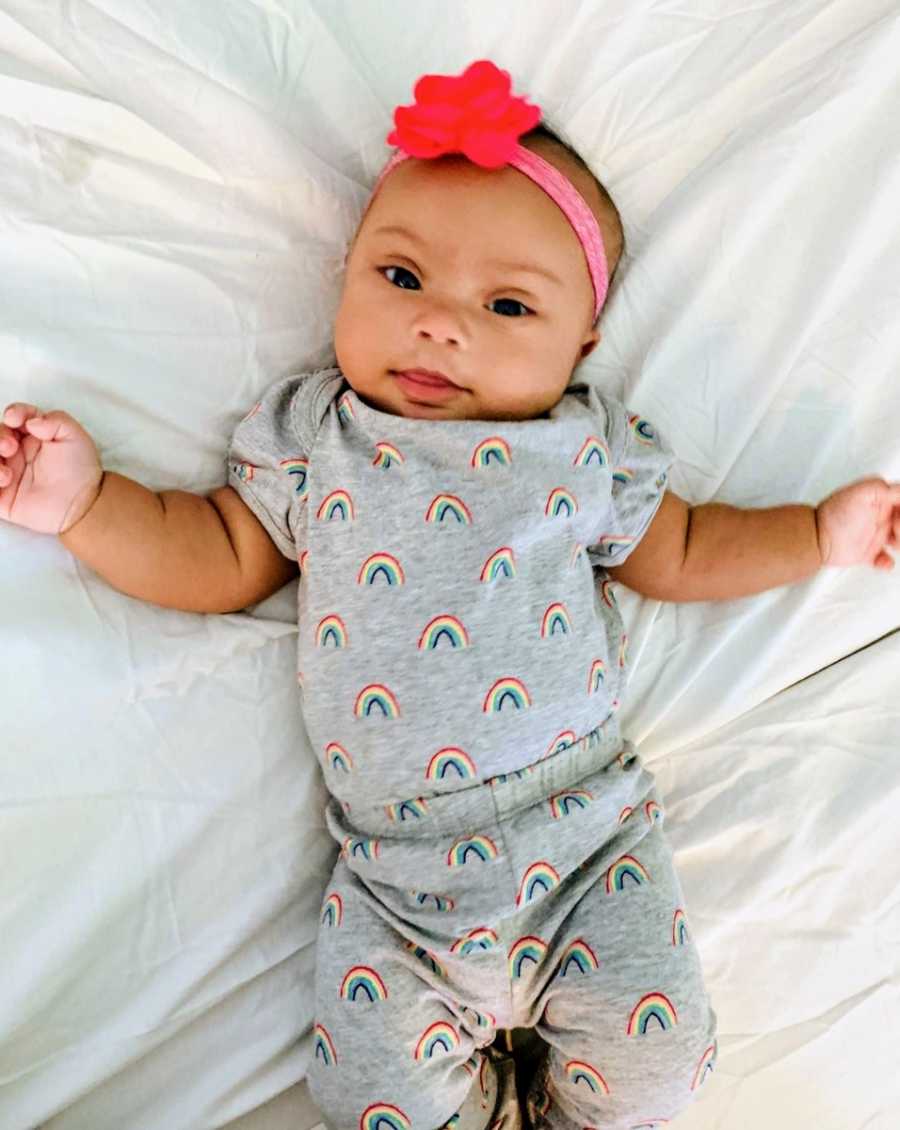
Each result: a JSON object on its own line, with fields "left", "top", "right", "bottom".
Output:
{"left": 1, "top": 2, "right": 898, "bottom": 1127}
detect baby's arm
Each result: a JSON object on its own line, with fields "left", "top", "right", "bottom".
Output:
{"left": 607, "top": 480, "right": 900, "bottom": 601}
{"left": 0, "top": 402, "right": 297, "bottom": 613}
{"left": 60, "top": 474, "right": 298, "bottom": 613}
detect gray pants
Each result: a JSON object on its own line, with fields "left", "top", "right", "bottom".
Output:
{"left": 308, "top": 718, "right": 718, "bottom": 1129}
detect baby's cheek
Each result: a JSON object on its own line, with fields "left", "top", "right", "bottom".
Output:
{"left": 334, "top": 299, "right": 375, "bottom": 383}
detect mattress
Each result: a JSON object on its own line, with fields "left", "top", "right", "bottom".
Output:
{"left": 1, "top": 2, "right": 898, "bottom": 1128}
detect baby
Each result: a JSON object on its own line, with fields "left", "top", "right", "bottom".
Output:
{"left": 2, "top": 60, "right": 899, "bottom": 1130}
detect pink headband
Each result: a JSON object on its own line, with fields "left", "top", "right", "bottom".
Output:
{"left": 366, "top": 60, "right": 609, "bottom": 321}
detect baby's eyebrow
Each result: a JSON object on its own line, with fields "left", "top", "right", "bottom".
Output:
{"left": 371, "top": 223, "right": 563, "bottom": 288}
{"left": 487, "top": 258, "right": 563, "bottom": 288}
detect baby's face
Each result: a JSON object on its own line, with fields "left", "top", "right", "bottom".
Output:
{"left": 334, "top": 146, "right": 603, "bottom": 421}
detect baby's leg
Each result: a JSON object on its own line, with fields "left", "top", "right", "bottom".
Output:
{"left": 308, "top": 855, "right": 521, "bottom": 1130}
{"left": 525, "top": 817, "right": 718, "bottom": 1128}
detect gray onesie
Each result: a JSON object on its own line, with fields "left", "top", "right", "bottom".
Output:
{"left": 227, "top": 367, "right": 671, "bottom": 814}
{"left": 226, "top": 369, "right": 718, "bottom": 1130}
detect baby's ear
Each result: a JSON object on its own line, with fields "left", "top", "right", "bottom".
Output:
{"left": 579, "top": 330, "right": 601, "bottom": 361}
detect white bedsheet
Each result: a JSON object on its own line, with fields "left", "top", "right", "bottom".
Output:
{"left": 1, "top": 2, "right": 898, "bottom": 1127}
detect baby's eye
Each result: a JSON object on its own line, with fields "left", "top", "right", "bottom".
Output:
{"left": 381, "top": 265, "right": 420, "bottom": 290}
{"left": 488, "top": 297, "right": 532, "bottom": 318}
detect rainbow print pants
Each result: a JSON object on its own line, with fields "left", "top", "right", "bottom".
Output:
{"left": 307, "top": 719, "right": 718, "bottom": 1129}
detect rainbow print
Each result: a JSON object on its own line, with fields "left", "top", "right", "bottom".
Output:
{"left": 482, "top": 677, "right": 532, "bottom": 713}
{"left": 570, "top": 542, "right": 585, "bottom": 567}
{"left": 486, "top": 767, "right": 532, "bottom": 787}
{"left": 546, "top": 731, "right": 577, "bottom": 756}
{"left": 628, "top": 413, "right": 657, "bottom": 445}
{"left": 627, "top": 992, "right": 678, "bottom": 1036}
{"left": 472, "top": 1009, "right": 496, "bottom": 1031}
{"left": 548, "top": 789, "right": 594, "bottom": 818}
{"left": 645, "top": 799, "right": 663, "bottom": 825}
{"left": 385, "top": 797, "right": 429, "bottom": 822}
{"left": 313, "top": 1022, "right": 337, "bottom": 1065}
{"left": 279, "top": 456, "right": 309, "bottom": 497}
{"left": 425, "top": 494, "right": 472, "bottom": 524}
{"left": 410, "top": 890, "right": 454, "bottom": 912}
{"left": 617, "top": 748, "right": 635, "bottom": 769}
{"left": 316, "top": 489, "right": 355, "bottom": 521}
{"left": 414, "top": 1020, "right": 460, "bottom": 1061}
{"left": 461, "top": 1055, "right": 480, "bottom": 1079}
{"left": 403, "top": 940, "right": 446, "bottom": 978}
{"left": 618, "top": 805, "right": 633, "bottom": 825}
{"left": 360, "top": 1104, "right": 410, "bottom": 1130}
{"left": 358, "top": 552, "right": 405, "bottom": 586}
{"left": 564, "top": 1059, "right": 610, "bottom": 1094}
{"left": 241, "top": 401, "right": 262, "bottom": 423}
{"left": 299, "top": 549, "right": 309, "bottom": 573}
{"left": 588, "top": 659, "right": 606, "bottom": 693}
{"left": 326, "top": 742, "right": 353, "bottom": 772}
{"left": 516, "top": 861, "right": 560, "bottom": 907}
{"left": 606, "top": 854, "right": 651, "bottom": 892}
{"left": 672, "top": 908, "right": 690, "bottom": 946}
{"left": 508, "top": 935, "right": 548, "bottom": 979}
{"left": 545, "top": 487, "right": 578, "bottom": 518}
{"left": 691, "top": 1042, "right": 718, "bottom": 1090}
{"left": 320, "top": 892, "right": 343, "bottom": 927}
{"left": 426, "top": 748, "right": 477, "bottom": 780}
{"left": 418, "top": 614, "right": 470, "bottom": 650}
{"left": 446, "top": 834, "right": 499, "bottom": 866}
{"left": 232, "top": 461, "right": 255, "bottom": 483}
{"left": 450, "top": 927, "right": 498, "bottom": 955}
{"left": 354, "top": 684, "right": 401, "bottom": 718}
{"left": 612, "top": 466, "right": 634, "bottom": 485}
{"left": 336, "top": 393, "right": 355, "bottom": 423}
{"left": 600, "top": 579, "right": 618, "bottom": 608}
{"left": 342, "top": 836, "right": 380, "bottom": 862}
{"left": 559, "top": 938, "right": 599, "bottom": 977}
{"left": 595, "top": 534, "right": 635, "bottom": 554}
{"left": 540, "top": 602, "right": 572, "bottom": 637}
{"left": 339, "top": 965, "right": 388, "bottom": 1002}
{"left": 573, "top": 435, "right": 610, "bottom": 467}
{"left": 480, "top": 546, "right": 517, "bottom": 582}
{"left": 315, "top": 614, "right": 347, "bottom": 648}
{"left": 372, "top": 441, "right": 404, "bottom": 468}
{"left": 471, "top": 436, "right": 512, "bottom": 467}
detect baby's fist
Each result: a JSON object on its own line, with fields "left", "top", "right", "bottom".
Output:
{"left": 816, "top": 476, "right": 900, "bottom": 570}
{"left": 0, "top": 404, "right": 103, "bottom": 536}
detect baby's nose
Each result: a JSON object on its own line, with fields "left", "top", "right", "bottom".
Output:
{"left": 414, "top": 303, "right": 463, "bottom": 346}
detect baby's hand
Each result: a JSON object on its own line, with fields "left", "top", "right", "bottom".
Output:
{"left": 0, "top": 404, "right": 104, "bottom": 535}
{"left": 816, "top": 476, "right": 900, "bottom": 570}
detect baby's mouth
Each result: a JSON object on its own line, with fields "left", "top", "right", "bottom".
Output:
{"left": 392, "top": 368, "right": 460, "bottom": 388}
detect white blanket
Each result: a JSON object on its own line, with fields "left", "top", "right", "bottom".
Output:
{"left": 1, "top": 2, "right": 898, "bottom": 1127}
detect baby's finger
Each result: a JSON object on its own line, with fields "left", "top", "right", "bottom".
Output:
{"left": 0, "top": 424, "right": 18, "bottom": 455}
{"left": 2, "top": 403, "right": 42, "bottom": 430}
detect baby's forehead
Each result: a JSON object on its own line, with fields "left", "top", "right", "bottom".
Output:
{"left": 356, "top": 148, "right": 620, "bottom": 287}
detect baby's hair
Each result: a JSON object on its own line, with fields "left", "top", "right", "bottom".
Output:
{"left": 521, "top": 122, "right": 625, "bottom": 299}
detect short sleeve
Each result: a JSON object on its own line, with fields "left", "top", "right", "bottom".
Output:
{"left": 226, "top": 373, "right": 311, "bottom": 561}
{"left": 586, "top": 393, "right": 675, "bottom": 568}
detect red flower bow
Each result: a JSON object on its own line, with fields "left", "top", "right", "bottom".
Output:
{"left": 387, "top": 59, "right": 542, "bottom": 170}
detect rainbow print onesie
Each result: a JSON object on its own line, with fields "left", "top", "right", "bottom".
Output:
{"left": 227, "top": 366, "right": 672, "bottom": 814}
